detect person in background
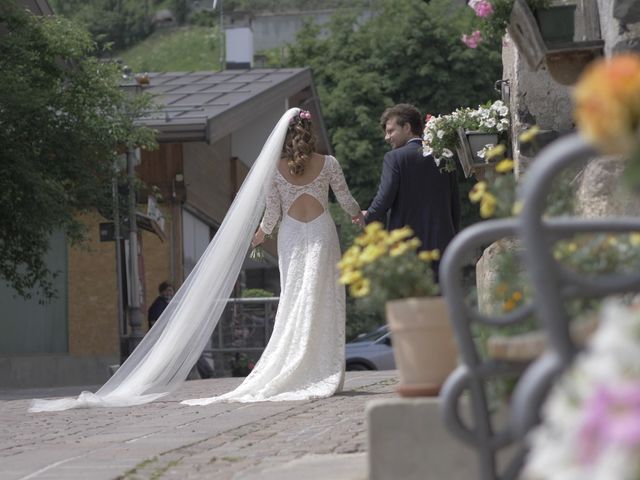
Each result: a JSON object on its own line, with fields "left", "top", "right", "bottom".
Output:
{"left": 147, "top": 281, "right": 214, "bottom": 379}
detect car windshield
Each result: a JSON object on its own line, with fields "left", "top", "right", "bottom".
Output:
{"left": 351, "top": 326, "right": 387, "bottom": 343}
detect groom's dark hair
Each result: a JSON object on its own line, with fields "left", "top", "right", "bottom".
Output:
{"left": 380, "top": 104, "right": 422, "bottom": 136}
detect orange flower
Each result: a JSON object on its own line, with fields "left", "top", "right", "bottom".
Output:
{"left": 574, "top": 54, "right": 640, "bottom": 155}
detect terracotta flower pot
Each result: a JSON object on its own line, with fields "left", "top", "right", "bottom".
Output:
{"left": 386, "top": 296, "right": 458, "bottom": 397}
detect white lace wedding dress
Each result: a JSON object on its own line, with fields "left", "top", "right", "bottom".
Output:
{"left": 183, "top": 155, "right": 360, "bottom": 405}
{"left": 29, "top": 109, "right": 359, "bottom": 413}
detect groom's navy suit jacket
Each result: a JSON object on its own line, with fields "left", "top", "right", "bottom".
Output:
{"left": 366, "top": 138, "right": 460, "bottom": 254}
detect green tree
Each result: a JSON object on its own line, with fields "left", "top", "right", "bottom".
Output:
{"left": 287, "top": 0, "right": 502, "bottom": 206}
{"left": 50, "top": 0, "right": 153, "bottom": 51}
{"left": 0, "top": 2, "right": 157, "bottom": 299}
{"left": 286, "top": 0, "right": 500, "bottom": 336}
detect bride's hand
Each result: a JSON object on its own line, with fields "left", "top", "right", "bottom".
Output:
{"left": 252, "top": 228, "right": 266, "bottom": 248}
{"left": 352, "top": 211, "right": 365, "bottom": 228}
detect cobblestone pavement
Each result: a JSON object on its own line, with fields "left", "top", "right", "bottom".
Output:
{"left": 0, "top": 371, "right": 398, "bottom": 480}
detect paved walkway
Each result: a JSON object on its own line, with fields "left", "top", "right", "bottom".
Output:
{"left": 0, "top": 371, "right": 398, "bottom": 480}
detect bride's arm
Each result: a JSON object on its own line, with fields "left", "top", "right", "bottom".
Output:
{"left": 328, "top": 156, "right": 362, "bottom": 225}
{"left": 255, "top": 179, "right": 281, "bottom": 245}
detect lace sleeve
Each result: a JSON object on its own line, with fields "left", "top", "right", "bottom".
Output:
{"left": 259, "top": 179, "right": 281, "bottom": 235}
{"left": 329, "top": 156, "right": 360, "bottom": 217}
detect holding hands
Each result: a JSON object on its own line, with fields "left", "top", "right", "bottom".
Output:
{"left": 352, "top": 211, "right": 366, "bottom": 228}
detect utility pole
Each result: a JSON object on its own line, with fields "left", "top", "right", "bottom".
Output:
{"left": 217, "top": 0, "right": 225, "bottom": 70}
{"left": 112, "top": 159, "right": 126, "bottom": 362}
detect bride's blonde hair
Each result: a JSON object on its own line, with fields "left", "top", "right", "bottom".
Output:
{"left": 282, "top": 111, "right": 315, "bottom": 176}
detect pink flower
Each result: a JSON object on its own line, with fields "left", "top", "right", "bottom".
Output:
{"left": 469, "top": 0, "right": 494, "bottom": 18}
{"left": 578, "top": 382, "right": 640, "bottom": 465}
{"left": 462, "top": 30, "right": 483, "bottom": 49}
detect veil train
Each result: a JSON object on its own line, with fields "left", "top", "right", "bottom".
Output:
{"left": 29, "top": 108, "right": 301, "bottom": 412}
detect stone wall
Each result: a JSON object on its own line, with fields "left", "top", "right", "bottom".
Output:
{"left": 477, "top": 1, "right": 640, "bottom": 309}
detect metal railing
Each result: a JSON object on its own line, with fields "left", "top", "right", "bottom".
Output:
{"left": 202, "top": 297, "right": 279, "bottom": 377}
{"left": 440, "top": 134, "right": 640, "bottom": 479}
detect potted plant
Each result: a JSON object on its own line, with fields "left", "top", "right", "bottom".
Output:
{"left": 338, "top": 222, "right": 458, "bottom": 396}
{"left": 462, "top": 0, "right": 576, "bottom": 48}
{"left": 422, "top": 100, "right": 510, "bottom": 177}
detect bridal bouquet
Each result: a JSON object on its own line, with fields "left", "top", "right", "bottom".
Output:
{"left": 524, "top": 301, "right": 640, "bottom": 480}
{"left": 423, "top": 100, "right": 510, "bottom": 171}
{"left": 337, "top": 222, "right": 440, "bottom": 313}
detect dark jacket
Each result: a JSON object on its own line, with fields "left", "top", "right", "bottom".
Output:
{"left": 148, "top": 295, "right": 169, "bottom": 329}
{"left": 366, "top": 138, "right": 460, "bottom": 253}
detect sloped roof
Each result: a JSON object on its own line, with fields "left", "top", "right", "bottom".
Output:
{"left": 138, "top": 68, "right": 319, "bottom": 144}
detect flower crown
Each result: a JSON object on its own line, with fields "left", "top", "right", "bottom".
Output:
{"left": 290, "top": 110, "right": 311, "bottom": 124}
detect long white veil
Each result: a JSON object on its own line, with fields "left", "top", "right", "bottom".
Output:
{"left": 30, "top": 108, "right": 300, "bottom": 412}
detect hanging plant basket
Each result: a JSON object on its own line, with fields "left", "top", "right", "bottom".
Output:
{"left": 507, "top": 0, "right": 604, "bottom": 85}
{"left": 534, "top": 5, "right": 577, "bottom": 47}
{"left": 455, "top": 128, "right": 500, "bottom": 178}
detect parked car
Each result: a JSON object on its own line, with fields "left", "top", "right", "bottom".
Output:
{"left": 345, "top": 325, "right": 396, "bottom": 371}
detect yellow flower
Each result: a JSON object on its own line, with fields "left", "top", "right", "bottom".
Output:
{"left": 365, "top": 222, "right": 384, "bottom": 234}
{"left": 503, "top": 299, "right": 516, "bottom": 312}
{"left": 631, "top": 232, "right": 640, "bottom": 246}
{"left": 418, "top": 251, "right": 432, "bottom": 262}
{"left": 339, "top": 269, "right": 363, "bottom": 285}
{"left": 568, "top": 242, "right": 578, "bottom": 253}
{"left": 418, "top": 249, "right": 440, "bottom": 262}
{"left": 407, "top": 238, "right": 422, "bottom": 249}
{"left": 495, "top": 158, "right": 514, "bottom": 173}
{"left": 350, "top": 278, "right": 371, "bottom": 298}
{"left": 512, "top": 291, "right": 523, "bottom": 302}
{"left": 345, "top": 245, "right": 361, "bottom": 257}
{"left": 360, "top": 244, "right": 386, "bottom": 264}
{"left": 355, "top": 233, "right": 375, "bottom": 247}
{"left": 479, "top": 192, "right": 497, "bottom": 218}
{"left": 485, "top": 144, "right": 506, "bottom": 160}
{"left": 518, "top": 125, "right": 541, "bottom": 143}
{"left": 390, "top": 242, "right": 410, "bottom": 257}
{"left": 387, "top": 226, "right": 414, "bottom": 244}
{"left": 607, "top": 235, "right": 618, "bottom": 246}
{"left": 469, "top": 181, "right": 487, "bottom": 203}
{"left": 573, "top": 54, "right": 640, "bottom": 155}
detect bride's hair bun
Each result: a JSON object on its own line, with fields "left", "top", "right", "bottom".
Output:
{"left": 283, "top": 111, "right": 315, "bottom": 176}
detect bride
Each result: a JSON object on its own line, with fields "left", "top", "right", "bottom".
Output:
{"left": 30, "top": 108, "right": 363, "bottom": 412}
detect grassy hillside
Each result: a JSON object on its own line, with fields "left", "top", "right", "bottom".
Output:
{"left": 117, "top": 26, "right": 222, "bottom": 72}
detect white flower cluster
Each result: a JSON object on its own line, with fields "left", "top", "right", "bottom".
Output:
{"left": 524, "top": 301, "right": 640, "bottom": 480}
{"left": 422, "top": 100, "right": 510, "bottom": 171}
{"left": 468, "top": 100, "right": 510, "bottom": 133}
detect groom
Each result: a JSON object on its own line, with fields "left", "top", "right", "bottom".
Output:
{"left": 362, "top": 104, "right": 460, "bottom": 269}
